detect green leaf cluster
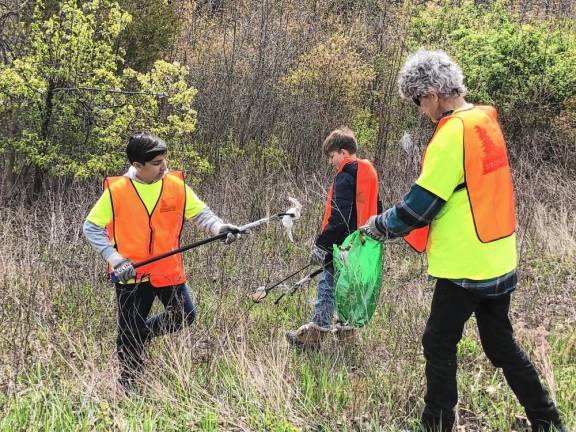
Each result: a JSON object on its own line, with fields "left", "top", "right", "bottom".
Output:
{"left": 409, "top": 0, "right": 576, "bottom": 131}
{"left": 280, "top": 33, "right": 375, "bottom": 111}
{"left": 118, "top": 0, "right": 179, "bottom": 72}
{"left": 0, "top": 0, "right": 208, "bottom": 182}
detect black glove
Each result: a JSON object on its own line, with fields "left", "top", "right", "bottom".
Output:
{"left": 218, "top": 223, "right": 242, "bottom": 244}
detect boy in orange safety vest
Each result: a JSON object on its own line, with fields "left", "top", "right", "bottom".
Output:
{"left": 286, "top": 127, "right": 381, "bottom": 347}
{"left": 83, "top": 133, "right": 244, "bottom": 390}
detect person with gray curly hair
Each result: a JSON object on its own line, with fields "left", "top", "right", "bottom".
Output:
{"left": 398, "top": 48, "right": 467, "bottom": 104}
{"left": 362, "top": 49, "right": 565, "bottom": 432}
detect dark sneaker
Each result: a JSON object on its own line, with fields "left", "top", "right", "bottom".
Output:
{"left": 286, "top": 322, "right": 329, "bottom": 347}
{"left": 528, "top": 409, "right": 567, "bottom": 432}
{"left": 531, "top": 422, "right": 567, "bottom": 432}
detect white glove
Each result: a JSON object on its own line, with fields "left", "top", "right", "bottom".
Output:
{"left": 360, "top": 215, "right": 386, "bottom": 241}
{"left": 310, "top": 245, "right": 328, "bottom": 265}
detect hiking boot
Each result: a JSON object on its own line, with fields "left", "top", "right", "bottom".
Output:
{"left": 333, "top": 323, "right": 357, "bottom": 342}
{"left": 528, "top": 409, "right": 566, "bottom": 432}
{"left": 286, "top": 322, "right": 329, "bottom": 347}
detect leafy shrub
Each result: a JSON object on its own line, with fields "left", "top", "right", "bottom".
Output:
{"left": 0, "top": 0, "right": 208, "bottom": 186}
{"left": 280, "top": 33, "right": 375, "bottom": 120}
{"left": 409, "top": 0, "right": 576, "bottom": 159}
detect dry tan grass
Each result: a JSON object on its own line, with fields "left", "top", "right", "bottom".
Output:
{"left": 0, "top": 157, "right": 574, "bottom": 430}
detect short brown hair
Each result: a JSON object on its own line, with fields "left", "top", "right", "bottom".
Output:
{"left": 322, "top": 127, "right": 358, "bottom": 155}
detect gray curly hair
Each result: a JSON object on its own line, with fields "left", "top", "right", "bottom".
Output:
{"left": 398, "top": 49, "right": 467, "bottom": 100}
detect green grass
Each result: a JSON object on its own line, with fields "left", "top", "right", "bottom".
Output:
{"left": 2, "top": 294, "right": 574, "bottom": 431}
{"left": 1, "top": 202, "right": 574, "bottom": 431}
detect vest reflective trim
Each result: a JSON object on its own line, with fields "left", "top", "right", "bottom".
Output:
{"left": 404, "top": 105, "right": 516, "bottom": 253}
{"left": 321, "top": 158, "right": 379, "bottom": 230}
{"left": 104, "top": 171, "right": 187, "bottom": 287}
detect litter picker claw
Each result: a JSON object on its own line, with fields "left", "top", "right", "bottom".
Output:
{"left": 133, "top": 197, "right": 302, "bottom": 269}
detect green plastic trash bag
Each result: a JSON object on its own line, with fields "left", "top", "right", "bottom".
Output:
{"left": 333, "top": 230, "right": 383, "bottom": 328}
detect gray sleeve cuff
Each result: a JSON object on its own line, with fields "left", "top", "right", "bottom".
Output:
{"left": 189, "top": 207, "right": 224, "bottom": 235}
{"left": 82, "top": 220, "right": 119, "bottom": 262}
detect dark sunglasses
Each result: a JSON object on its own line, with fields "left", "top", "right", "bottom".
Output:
{"left": 412, "top": 96, "right": 421, "bottom": 107}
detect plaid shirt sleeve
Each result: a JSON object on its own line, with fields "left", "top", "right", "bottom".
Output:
{"left": 374, "top": 184, "right": 446, "bottom": 239}
{"left": 450, "top": 269, "right": 517, "bottom": 297}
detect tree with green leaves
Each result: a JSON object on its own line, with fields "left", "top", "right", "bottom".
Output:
{"left": 410, "top": 0, "right": 576, "bottom": 134}
{"left": 0, "top": 0, "right": 206, "bottom": 197}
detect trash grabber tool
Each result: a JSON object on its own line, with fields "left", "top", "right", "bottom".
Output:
{"left": 133, "top": 197, "right": 302, "bottom": 269}
{"left": 274, "top": 267, "right": 323, "bottom": 305}
{"left": 250, "top": 263, "right": 312, "bottom": 303}
{"left": 133, "top": 231, "right": 229, "bottom": 268}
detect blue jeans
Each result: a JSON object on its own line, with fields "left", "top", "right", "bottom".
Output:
{"left": 311, "top": 269, "right": 335, "bottom": 328}
{"left": 115, "top": 281, "right": 196, "bottom": 385}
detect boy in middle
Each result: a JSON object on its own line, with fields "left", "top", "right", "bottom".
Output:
{"left": 286, "top": 127, "right": 382, "bottom": 347}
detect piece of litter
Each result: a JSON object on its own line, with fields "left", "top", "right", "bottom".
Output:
{"left": 250, "top": 286, "right": 267, "bottom": 302}
{"left": 282, "top": 197, "right": 302, "bottom": 242}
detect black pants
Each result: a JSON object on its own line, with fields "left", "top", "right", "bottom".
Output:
{"left": 421, "top": 279, "right": 562, "bottom": 432}
{"left": 115, "top": 281, "right": 196, "bottom": 385}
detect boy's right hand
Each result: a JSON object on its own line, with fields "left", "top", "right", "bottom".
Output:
{"left": 107, "top": 251, "right": 136, "bottom": 284}
{"left": 113, "top": 259, "right": 136, "bottom": 284}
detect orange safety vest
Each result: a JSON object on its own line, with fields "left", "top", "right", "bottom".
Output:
{"left": 405, "top": 106, "right": 516, "bottom": 252}
{"left": 104, "top": 171, "right": 187, "bottom": 287}
{"left": 321, "top": 157, "right": 379, "bottom": 230}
